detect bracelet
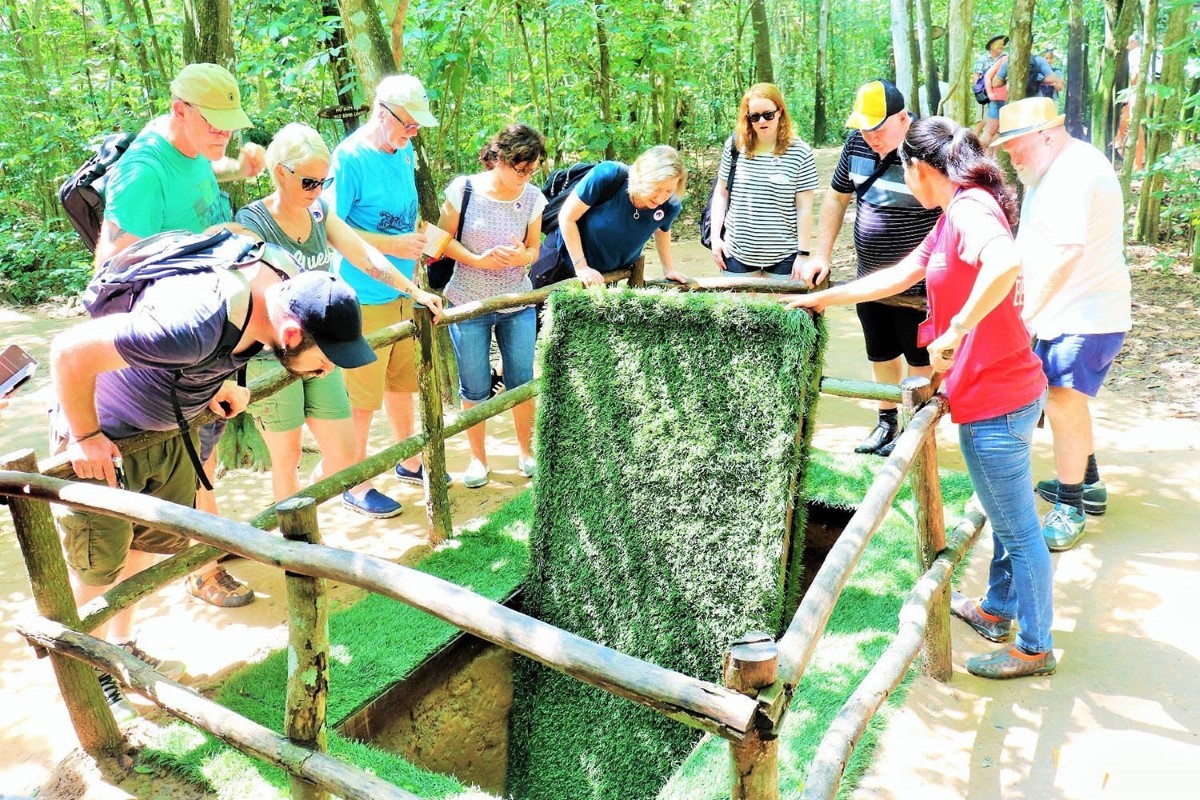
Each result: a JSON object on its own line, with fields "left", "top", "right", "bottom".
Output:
{"left": 798, "top": 249, "right": 811, "bottom": 257}
{"left": 71, "top": 428, "right": 103, "bottom": 443}
{"left": 572, "top": 255, "right": 587, "bottom": 268}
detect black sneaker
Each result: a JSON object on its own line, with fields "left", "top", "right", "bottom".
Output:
{"left": 855, "top": 420, "right": 898, "bottom": 455}
{"left": 95, "top": 670, "right": 138, "bottom": 723}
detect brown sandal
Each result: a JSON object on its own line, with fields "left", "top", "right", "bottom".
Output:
{"left": 186, "top": 567, "right": 255, "bottom": 608}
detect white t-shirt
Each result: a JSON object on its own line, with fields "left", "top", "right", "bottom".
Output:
{"left": 1017, "top": 139, "right": 1131, "bottom": 339}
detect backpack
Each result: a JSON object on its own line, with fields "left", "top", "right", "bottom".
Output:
{"left": 424, "top": 180, "right": 472, "bottom": 290}
{"left": 699, "top": 138, "right": 740, "bottom": 249}
{"left": 972, "top": 71, "right": 991, "bottom": 105}
{"left": 59, "top": 131, "right": 136, "bottom": 254}
{"left": 984, "top": 54, "right": 1045, "bottom": 102}
{"left": 540, "top": 163, "right": 598, "bottom": 235}
{"left": 84, "top": 228, "right": 298, "bottom": 489}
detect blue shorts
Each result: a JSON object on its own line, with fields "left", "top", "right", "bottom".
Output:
{"left": 1034, "top": 332, "right": 1125, "bottom": 397}
{"left": 987, "top": 100, "right": 1005, "bottom": 120}
{"left": 724, "top": 252, "right": 797, "bottom": 277}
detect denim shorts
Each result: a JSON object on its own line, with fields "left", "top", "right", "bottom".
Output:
{"left": 1034, "top": 332, "right": 1125, "bottom": 397}
{"left": 724, "top": 252, "right": 797, "bottom": 277}
{"left": 987, "top": 100, "right": 1005, "bottom": 119}
{"left": 449, "top": 306, "right": 536, "bottom": 402}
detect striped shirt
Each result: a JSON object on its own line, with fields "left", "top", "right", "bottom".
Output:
{"left": 718, "top": 137, "right": 819, "bottom": 267}
{"left": 830, "top": 128, "right": 941, "bottom": 295}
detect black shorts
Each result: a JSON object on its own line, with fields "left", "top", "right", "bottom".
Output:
{"left": 855, "top": 301, "right": 930, "bottom": 367}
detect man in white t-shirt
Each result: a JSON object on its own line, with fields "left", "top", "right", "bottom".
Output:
{"left": 996, "top": 97, "right": 1132, "bottom": 552}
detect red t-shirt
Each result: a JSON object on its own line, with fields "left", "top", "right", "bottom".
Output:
{"left": 914, "top": 188, "right": 1046, "bottom": 424}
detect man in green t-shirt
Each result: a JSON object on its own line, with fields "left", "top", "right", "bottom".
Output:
{"left": 93, "top": 63, "right": 266, "bottom": 610}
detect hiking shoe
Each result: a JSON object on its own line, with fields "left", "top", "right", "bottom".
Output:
{"left": 855, "top": 420, "right": 898, "bottom": 455}
{"left": 463, "top": 458, "right": 490, "bottom": 489}
{"left": 395, "top": 463, "right": 451, "bottom": 486}
{"left": 875, "top": 438, "right": 898, "bottom": 458}
{"left": 342, "top": 488, "right": 402, "bottom": 519}
{"left": 966, "top": 644, "right": 1056, "bottom": 679}
{"left": 519, "top": 455, "right": 537, "bottom": 479}
{"left": 117, "top": 640, "right": 187, "bottom": 681}
{"left": 1035, "top": 478, "right": 1108, "bottom": 516}
{"left": 95, "top": 670, "right": 138, "bottom": 723}
{"left": 1042, "top": 503, "right": 1086, "bottom": 552}
{"left": 950, "top": 592, "right": 1013, "bottom": 642}
{"left": 186, "top": 567, "right": 255, "bottom": 608}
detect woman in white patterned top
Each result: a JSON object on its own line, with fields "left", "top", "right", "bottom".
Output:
{"left": 708, "top": 83, "right": 818, "bottom": 279}
{"left": 436, "top": 124, "right": 547, "bottom": 488}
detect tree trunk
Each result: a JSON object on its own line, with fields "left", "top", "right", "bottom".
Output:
{"left": 1066, "top": 0, "right": 1086, "bottom": 137}
{"left": 389, "top": 0, "right": 410, "bottom": 72}
{"left": 181, "top": 0, "right": 234, "bottom": 67}
{"left": 140, "top": 0, "right": 173, "bottom": 79}
{"left": 1006, "top": 0, "right": 1036, "bottom": 104}
{"left": 813, "top": 0, "right": 831, "bottom": 143}
{"left": 592, "top": 0, "right": 616, "bottom": 160}
{"left": 514, "top": 0, "right": 545, "bottom": 134}
{"left": 943, "top": 0, "right": 975, "bottom": 125}
{"left": 914, "top": 0, "right": 939, "bottom": 114}
{"left": 1120, "top": 0, "right": 1158, "bottom": 198}
{"left": 322, "top": 0, "right": 359, "bottom": 136}
{"left": 1135, "top": 1, "right": 1194, "bottom": 242}
{"left": 750, "top": 0, "right": 774, "bottom": 83}
{"left": 889, "top": 0, "right": 918, "bottom": 110}
{"left": 906, "top": 0, "right": 923, "bottom": 110}
{"left": 118, "top": 0, "right": 157, "bottom": 105}
{"left": 1090, "top": 0, "right": 1139, "bottom": 153}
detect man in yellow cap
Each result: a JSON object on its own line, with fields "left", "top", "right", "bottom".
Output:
{"left": 91, "top": 62, "right": 266, "bottom": 609}
{"left": 799, "top": 79, "right": 941, "bottom": 457}
{"left": 995, "top": 96, "right": 1131, "bottom": 552}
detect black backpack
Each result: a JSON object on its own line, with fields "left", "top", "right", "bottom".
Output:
{"left": 699, "top": 139, "right": 739, "bottom": 249}
{"left": 59, "top": 131, "right": 136, "bottom": 254}
{"left": 85, "top": 228, "right": 297, "bottom": 489}
{"left": 540, "top": 163, "right": 597, "bottom": 235}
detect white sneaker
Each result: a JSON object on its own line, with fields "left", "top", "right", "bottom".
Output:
{"left": 463, "top": 458, "right": 490, "bottom": 489}
{"left": 519, "top": 456, "right": 537, "bottom": 479}
{"left": 118, "top": 640, "right": 187, "bottom": 682}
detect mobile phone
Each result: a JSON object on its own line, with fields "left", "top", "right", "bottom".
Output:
{"left": 0, "top": 344, "right": 37, "bottom": 398}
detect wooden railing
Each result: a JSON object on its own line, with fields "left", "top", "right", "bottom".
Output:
{"left": 2, "top": 267, "right": 982, "bottom": 800}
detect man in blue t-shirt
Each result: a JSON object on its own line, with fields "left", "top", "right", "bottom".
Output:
{"left": 327, "top": 74, "right": 439, "bottom": 519}
{"left": 52, "top": 263, "right": 375, "bottom": 720}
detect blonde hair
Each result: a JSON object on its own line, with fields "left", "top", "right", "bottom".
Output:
{"left": 266, "top": 123, "right": 331, "bottom": 188}
{"left": 736, "top": 83, "right": 795, "bottom": 158}
{"left": 627, "top": 145, "right": 687, "bottom": 203}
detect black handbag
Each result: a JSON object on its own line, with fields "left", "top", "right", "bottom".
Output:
{"left": 425, "top": 179, "right": 473, "bottom": 290}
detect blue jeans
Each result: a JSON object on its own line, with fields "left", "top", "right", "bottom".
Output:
{"left": 958, "top": 396, "right": 1053, "bottom": 654}
{"left": 449, "top": 306, "right": 536, "bottom": 402}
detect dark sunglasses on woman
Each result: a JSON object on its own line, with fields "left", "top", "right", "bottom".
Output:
{"left": 746, "top": 109, "right": 779, "bottom": 124}
{"left": 283, "top": 163, "right": 334, "bottom": 192}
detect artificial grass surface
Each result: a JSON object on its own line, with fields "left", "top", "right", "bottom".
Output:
{"left": 508, "top": 289, "right": 826, "bottom": 800}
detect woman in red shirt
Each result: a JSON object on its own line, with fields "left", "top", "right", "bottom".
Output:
{"left": 788, "top": 117, "right": 1054, "bottom": 680}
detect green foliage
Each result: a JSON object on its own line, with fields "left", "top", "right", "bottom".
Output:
{"left": 0, "top": 211, "right": 91, "bottom": 303}
{"left": 508, "top": 289, "right": 825, "bottom": 800}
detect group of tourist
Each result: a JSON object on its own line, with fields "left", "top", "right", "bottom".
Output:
{"left": 47, "top": 51, "right": 1129, "bottom": 722}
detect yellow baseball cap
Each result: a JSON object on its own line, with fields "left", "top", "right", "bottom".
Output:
{"left": 170, "top": 63, "right": 252, "bottom": 131}
{"left": 845, "top": 79, "right": 906, "bottom": 131}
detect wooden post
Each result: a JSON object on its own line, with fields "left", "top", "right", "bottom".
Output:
{"left": 628, "top": 255, "right": 646, "bottom": 287}
{"left": 899, "top": 377, "right": 951, "bottom": 681}
{"left": 278, "top": 497, "right": 330, "bottom": 800}
{"left": 413, "top": 303, "right": 452, "bottom": 544}
{"left": 0, "top": 450, "right": 124, "bottom": 753}
{"left": 723, "top": 631, "right": 779, "bottom": 800}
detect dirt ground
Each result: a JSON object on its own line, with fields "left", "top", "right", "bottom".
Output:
{"left": 1, "top": 149, "right": 1198, "bottom": 799}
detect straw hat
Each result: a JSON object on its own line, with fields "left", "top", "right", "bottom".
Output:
{"left": 990, "top": 97, "right": 1065, "bottom": 147}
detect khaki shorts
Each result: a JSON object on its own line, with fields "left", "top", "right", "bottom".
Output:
{"left": 343, "top": 297, "right": 419, "bottom": 410}
{"left": 246, "top": 357, "right": 352, "bottom": 433}
{"left": 54, "top": 435, "right": 198, "bottom": 586}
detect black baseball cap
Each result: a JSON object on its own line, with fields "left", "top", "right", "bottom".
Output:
{"left": 278, "top": 271, "right": 376, "bottom": 369}
{"left": 986, "top": 34, "right": 1009, "bottom": 50}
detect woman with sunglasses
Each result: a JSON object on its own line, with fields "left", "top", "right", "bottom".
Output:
{"left": 234, "top": 123, "right": 443, "bottom": 516}
{"left": 709, "top": 84, "right": 818, "bottom": 279}
{"left": 788, "top": 117, "right": 1055, "bottom": 680}
{"left": 435, "top": 124, "right": 547, "bottom": 488}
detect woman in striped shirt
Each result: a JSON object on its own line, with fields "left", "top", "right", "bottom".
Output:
{"left": 708, "top": 83, "right": 819, "bottom": 279}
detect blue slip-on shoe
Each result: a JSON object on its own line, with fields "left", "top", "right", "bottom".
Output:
{"left": 1042, "top": 502, "right": 1086, "bottom": 552}
{"left": 395, "top": 462, "right": 451, "bottom": 486}
{"left": 342, "top": 489, "right": 402, "bottom": 519}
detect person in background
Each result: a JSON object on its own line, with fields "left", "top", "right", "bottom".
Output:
{"left": 235, "top": 123, "right": 442, "bottom": 513}
{"left": 708, "top": 83, "right": 818, "bottom": 280}
{"left": 1038, "top": 46, "right": 1065, "bottom": 101}
{"left": 532, "top": 145, "right": 687, "bottom": 288}
{"left": 798, "top": 80, "right": 940, "bottom": 457}
{"left": 790, "top": 116, "right": 1055, "bottom": 680}
{"left": 435, "top": 124, "right": 546, "bottom": 488}
{"left": 974, "top": 35, "right": 1008, "bottom": 140}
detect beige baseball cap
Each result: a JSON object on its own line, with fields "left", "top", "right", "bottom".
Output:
{"left": 170, "top": 63, "right": 252, "bottom": 131}
{"left": 376, "top": 74, "right": 439, "bottom": 128}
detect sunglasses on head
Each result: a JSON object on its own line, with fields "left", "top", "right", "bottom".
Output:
{"left": 282, "top": 163, "right": 334, "bottom": 192}
{"left": 747, "top": 109, "right": 779, "bottom": 124}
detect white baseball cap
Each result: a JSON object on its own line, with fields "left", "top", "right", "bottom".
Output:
{"left": 375, "top": 75, "right": 439, "bottom": 128}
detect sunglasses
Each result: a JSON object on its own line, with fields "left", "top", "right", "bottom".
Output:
{"left": 379, "top": 103, "right": 420, "bottom": 131}
{"left": 282, "top": 163, "right": 334, "bottom": 192}
{"left": 746, "top": 109, "right": 779, "bottom": 124}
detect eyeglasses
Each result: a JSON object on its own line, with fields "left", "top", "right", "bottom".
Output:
{"left": 746, "top": 109, "right": 779, "bottom": 124}
{"left": 509, "top": 162, "right": 540, "bottom": 177}
{"left": 282, "top": 163, "right": 334, "bottom": 192}
{"left": 379, "top": 103, "right": 420, "bottom": 131}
